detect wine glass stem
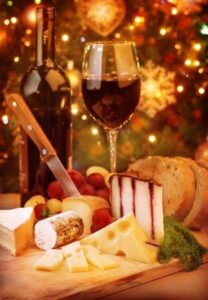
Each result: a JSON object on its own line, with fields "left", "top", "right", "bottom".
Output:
{"left": 105, "top": 128, "right": 118, "bottom": 173}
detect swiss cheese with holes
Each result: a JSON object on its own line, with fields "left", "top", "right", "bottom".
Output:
{"left": 81, "top": 213, "right": 154, "bottom": 263}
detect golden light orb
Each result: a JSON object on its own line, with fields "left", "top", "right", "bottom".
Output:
{"left": 24, "top": 41, "right": 31, "bottom": 47}
{"left": 175, "top": 43, "right": 181, "bottom": 50}
{"left": 171, "top": 8, "right": 178, "bottom": 15}
{"left": 26, "top": 28, "right": 32, "bottom": 35}
{"left": 14, "top": 56, "right": 20, "bottom": 62}
{"left": 198, "top": 68, "right": 204, "bottom": 74}
{"left": 115, "top": 33, "right": 121, "bottom": 39}
{"left": 11, "top": 17, "right": 17, "bottom": 24}
{"left": 148, "top": 134, "right": 157, "bottom": 143}
{"left": 128, "top": 24, "right": 135, "bottom": 31}
{"left": 91, "top": 127, "right": 99, "bottom": 135}
{"left": 4, "top": 19, "right": 10, "bottom": 25}
{"left": 198, "top": 87, "right": 205, "bottom": 94}
{"left": 7, "top": 1, "right": 13, "bottom": 6}
{"left": 177, "top": 85, "right": 184, "bottom": 93}
{"left": 62, "top": 34, "right": 69, "bottom": 42}
{"left": 194, "top": 60, "right": 200, "bottom": 67}
{"left": 193, "top": 43, "right": 202, "bottom": 51}
{"left": 27, "top": 9, "right": 36, "bottom": 24}
{"left": 160, "top": 28, "right": 167, "bottom": 35}
{"left": 2, "top": 115, "right": 9, "bottom": 125}
{"left": 185, "top": 59, "right": 192, "bottom": 66}
{"left": 81, "top": 114, "right": 87, "bottom": 121}
{"left": 71, "top": 104, "right": 79, "bottom": 115}
{"left": 134, "top": 16, "right": 145, "bottom": 25}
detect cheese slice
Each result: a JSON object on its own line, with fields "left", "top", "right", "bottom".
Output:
{"left": 62, "top": 241, "right": 89, "bottom": 272}
{"left": 81, "top": 213, "right": 154, "bottom": 264}
{"left": 33, "top": 249, "right": 63, "bottom": 271}
{"left": 82, "top": 244, "right": 118, "bottom": 270}
{"left": 0, "top": 207, "right": 35, "bottom": 256}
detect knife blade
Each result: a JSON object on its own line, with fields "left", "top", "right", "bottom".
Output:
{"left": 6, "top": 93, "right": 81, "bottom": 198}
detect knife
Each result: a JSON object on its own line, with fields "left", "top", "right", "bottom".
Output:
{"left": 6, "top": 93, "right": 81, "bottom": 198}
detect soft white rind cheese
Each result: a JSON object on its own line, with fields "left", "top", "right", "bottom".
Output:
{"left": 0, "top": 207, "right": 35, "bottom": 256}
{"left": 34, "top": 211, "right": 83, "bottom": 250}
{"left": 81, "top": 213, "right": 154, "bottom": 264}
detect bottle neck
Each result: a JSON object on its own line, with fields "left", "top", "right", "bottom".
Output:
{"left": 35, "top": 7, "right": 56, "bottom": 67}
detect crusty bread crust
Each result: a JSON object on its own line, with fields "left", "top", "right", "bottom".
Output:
{"left": 196, "top": 159, "right": 208, "bottom": 171}
{"left": 176, "top": 157, "right": 208, "bottom": 229}
{"left": 128, "top": 156, "right": 196, "bottom": 221}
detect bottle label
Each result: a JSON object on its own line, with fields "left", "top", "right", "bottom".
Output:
{"left": 19, "top": 128, "right": 29, "bottom": 193}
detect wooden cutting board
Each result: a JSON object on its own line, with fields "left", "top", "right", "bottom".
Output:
{"left": 1, "top": 230, "right": 208, "bottom": 300}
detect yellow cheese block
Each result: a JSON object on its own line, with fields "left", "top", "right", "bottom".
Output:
{"left": 33, "top": 249, "right": 63, "bottom": 271}
{"left": 81, "top": 213, "right": 154, "bottom": 264}
{"left": 62, "top": 241, "right": 89, "bottom": 272}
{"left": 0, "top": 207, "right": 35, "bottom": 256}
{"left": 82, "top": 244, "right": 118, "bottom": 270}
{"left": 61, "top": 196, "right": 109, "bottom": 235}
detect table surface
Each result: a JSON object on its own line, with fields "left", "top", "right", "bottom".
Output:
{"left": 0, "top": 193, "right": 208, "bottom": 300}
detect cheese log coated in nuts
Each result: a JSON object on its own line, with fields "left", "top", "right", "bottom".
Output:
{"left": 34, "top": 211, "right": 84, "bottom": 250}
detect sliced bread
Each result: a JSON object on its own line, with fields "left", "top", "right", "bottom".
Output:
{"left": 128, "top": 156, "right": 196, "bottom": 221}
{"left": 175, "top": 157, "right": 208, "bottom": 229}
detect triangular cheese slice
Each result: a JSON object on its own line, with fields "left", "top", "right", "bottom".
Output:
{"left": 81, "top": 213, "right": 154, "bottom": 264}
{"left": 0, "top": 207, "right": 35, "bottom": 255}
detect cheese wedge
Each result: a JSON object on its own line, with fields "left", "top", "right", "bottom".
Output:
{"left": 81, "top": 213, "right": 154, "bottom": 264}
{"left": 82, "top": 244, "right": 118, "bottom": 270}
{"left": 62, "top": 241, "right": 89, "bottom": 272}
{"left": 33, "top": 249, "right": 63, "bottom": 271}
{"left": 0, "top": 207, "right": 35, "bottom": 256}
{"left": 110, "top": 174, "right": 164, "bottom": 244}
{"left": 61, "top": 196, "right": 109, "bottom": 235}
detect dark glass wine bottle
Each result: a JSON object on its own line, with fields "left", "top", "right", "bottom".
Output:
{"left": 20, "top": 7, "right": 71, "bottom": 205}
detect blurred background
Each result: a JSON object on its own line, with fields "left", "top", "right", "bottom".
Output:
{"left": 0, "top": 0, "right": 208, "bottom": 193}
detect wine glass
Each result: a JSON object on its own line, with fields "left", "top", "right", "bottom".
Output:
{"left": 82, "top": 41, "right": 141, "bottom": 172}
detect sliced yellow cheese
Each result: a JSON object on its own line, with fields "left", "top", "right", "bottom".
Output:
{"left": 81, "top": 213, "right": 154, "bottom": 264}
{"left": 0, "top": 207, "right": 35, "bottom": 256}
{"left": 62, "top": 241, "right": 89, "bottom": 272}
{"left": 33, "top": 249, "right": 63, "bottom": 271}
{"left": 82, "top": 244, "right": 118, "bottom": 270}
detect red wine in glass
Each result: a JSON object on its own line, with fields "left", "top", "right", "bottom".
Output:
{"left": 82, "top": 41, "right": 141, "bottom": 172}
{"left": 82, "top": 77, "right": 140, "bottom": 129}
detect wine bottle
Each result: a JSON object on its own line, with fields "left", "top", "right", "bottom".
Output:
{"left": 20, "top": 7, "right": 71, "bottom": 205}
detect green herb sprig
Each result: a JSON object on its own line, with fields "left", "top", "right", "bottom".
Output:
{"left": 158, "top": 216, "right": 207, "bottom": 271}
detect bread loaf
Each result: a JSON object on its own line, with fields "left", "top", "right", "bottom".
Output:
{"left": 128, "top": 156, "right": 208, "bottom": 229}
{"left": 175, "top": 157, "right": 208, "bottom": 229}
{"left": 128, "top": 156, "right": 196, "bottom": 221}
{"left": 196, "top": 159, "right": 208, "bottom": 171}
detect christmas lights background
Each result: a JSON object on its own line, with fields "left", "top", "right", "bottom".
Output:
{"left": 0, "top": 0, "right": 208, "bottom": 192}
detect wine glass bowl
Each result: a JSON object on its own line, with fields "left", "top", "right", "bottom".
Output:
{"left": 82, "top": 41, "right": 140, "bottom": 172}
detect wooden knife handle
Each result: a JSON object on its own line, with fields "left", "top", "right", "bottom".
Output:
{"left": 6, "top": 93, "right": 56, "bottom": 161}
